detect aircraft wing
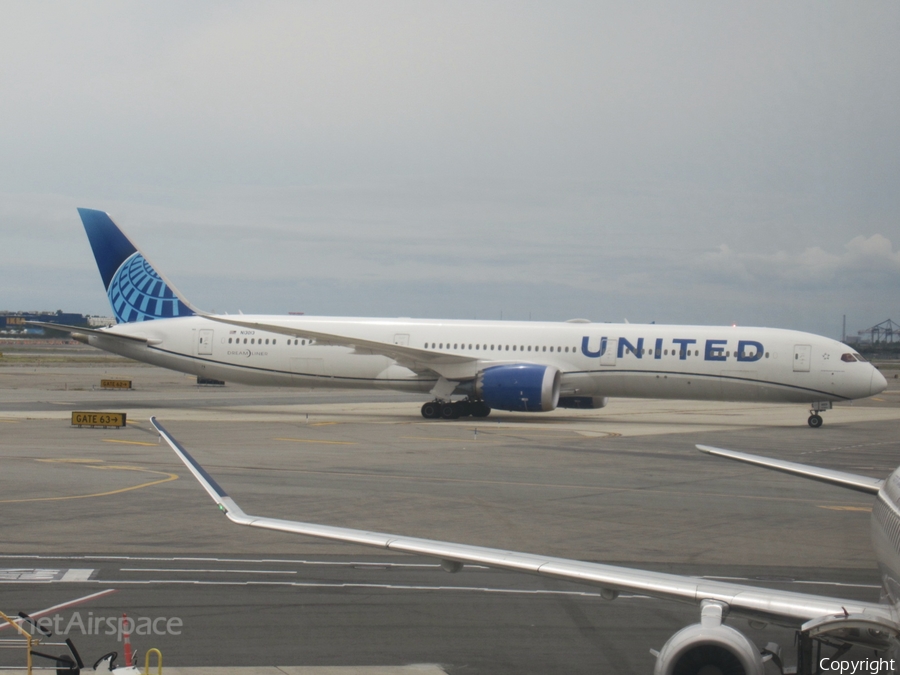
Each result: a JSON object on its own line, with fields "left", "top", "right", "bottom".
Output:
{"left": 201, "top": 314, "right": 478, "bottom": 378}
{"left": 151, "top": 417, "right": 893, "bottom": 629}
{"left": 697, "top": 445, "right": 885, "bottom": 494}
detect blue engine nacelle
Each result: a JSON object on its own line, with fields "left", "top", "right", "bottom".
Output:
{"left": 475, "top": 364, "right": 561, "bottom": 412}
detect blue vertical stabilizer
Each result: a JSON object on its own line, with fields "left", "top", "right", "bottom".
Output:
{"left": 77, "top": 208, "right": 196, "bottom": 324}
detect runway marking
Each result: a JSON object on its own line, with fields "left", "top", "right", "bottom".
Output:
{"left": 275, "top": 437, "right": 356, "bottom": 445}
{"left": 103, "top": 439, "right": 160, "bottom": 447}
{"left": 0, "top": 576, "right": 650, "bottom": 599}
{"left": 310, "top": 422, "right": 339, "bottom": 427}
{"left": 0, "top": 554, "right": 439, "bottom": 568}
{"left": 0, "top": 419, "right": 18, "bottom": 423}
{"left": 400, "top": 436, "right": 500, "bottom": 443}
{"left": 0, "top": 461, "right": 178, "bottom": 504}
{"left": 871, "top": 398, "right": 885, "bottom": 402}
{"left": 817, "top": 505, "right": 872, "bottom": 512}
{"left": 122, "top": 568, "right": 298, "bottom": 575}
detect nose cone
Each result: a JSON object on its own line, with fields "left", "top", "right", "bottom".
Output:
{"left": 871, "top": 367, "right": 888, "bottom": 396}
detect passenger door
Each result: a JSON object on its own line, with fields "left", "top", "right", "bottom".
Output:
{"left": 600, "top": 339, "right": 617, "bottom": 367}
{"left": 198, "top": 329, "right": 214, "bottom": 356}
{"left": 793, "top": 344, "right": 811, "bottom": 372}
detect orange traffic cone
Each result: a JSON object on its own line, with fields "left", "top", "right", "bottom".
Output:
{"left": 122, "top": 613, "right": 133, "bottom": 667}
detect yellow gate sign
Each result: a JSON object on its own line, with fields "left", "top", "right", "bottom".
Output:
{"left": 101, "top": 379, "right": 132, "bottom": 389}
{"left": 71, "top": 411, "right": 127, "bottom": 428}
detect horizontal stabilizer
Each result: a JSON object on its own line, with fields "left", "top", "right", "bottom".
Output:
{"left": 697, "top": 445, "right": 884, "bottom": 494}
{"left": 24, "top": 321, "right": 150, "bottom": 344}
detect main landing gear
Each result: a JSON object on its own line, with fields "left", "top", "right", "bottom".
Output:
{"left": 421, "top": 399, "right": 491, "bottom": 420}
{"left": 807, "top": 401, "right": 832, "bottom": 428}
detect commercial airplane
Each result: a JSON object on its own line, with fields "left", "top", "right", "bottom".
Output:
{"left": 152, "top": 416, "right": 900, "bottom": 675}
{"left": 35, "top": 209, "right": 886, "bottom": 427}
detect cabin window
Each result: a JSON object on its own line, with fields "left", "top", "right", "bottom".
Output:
{"left": 265, "top": 339, "right": 269, "bottom": 345}
{"left": 765, "top": 352, "right": 769, "bottom": 358}
{"left": 228, "top": 338, "right": 232, "bottom": 344}
{"left": 527, "top": 346, "right": 532, "bottom": 352}
{"left": 513, "top": 345, "right": 517, "bottom": 351}
{"left": 505, "top": 345, "right": 509, "bottom": 351}
{"left": 565, "top": 346, "right": 569, "bottom": 353}
{"left": 439, "top": 343, "right": 443, "bottom": 349}
{"left": 272, "top": 339, "right": 276, "bottom": 345}
{"left": 542, "top": 346, "right": 546, "bottom": 352}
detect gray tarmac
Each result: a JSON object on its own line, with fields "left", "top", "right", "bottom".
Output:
{"left": 1, "top": 346, "right": 899, "bottom": 674}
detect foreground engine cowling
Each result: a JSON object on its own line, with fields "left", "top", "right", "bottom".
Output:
{"left": 557, "top": 396, "right": 608, "bottom": 409}
{"left": 654, "top": 623, "right": 765, "bottom": 675}
{"left": 475, "top": 364, "right": 560, "bottom": 412}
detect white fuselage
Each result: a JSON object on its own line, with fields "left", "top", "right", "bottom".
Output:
{"left": 88, "top": 316, "right": 885, "bottom": 405}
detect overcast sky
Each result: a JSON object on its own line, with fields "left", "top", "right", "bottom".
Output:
{"left": 2, "top": 2, "right": 898, "bottom": 338}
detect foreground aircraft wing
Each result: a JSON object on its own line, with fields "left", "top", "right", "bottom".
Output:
{"left": 697, "top": 445, "right": 884, "bottom": 494}
{"left": 200, "top": 314, "right": 477, "bottom": 375}
{"left": 151, "top": 417, "right": 892, "bottom": 628}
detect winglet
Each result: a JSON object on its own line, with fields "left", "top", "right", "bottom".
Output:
{"left": 78, "top": 208, "right": 197, "bottom": 324}
{"left": 150, "top": 417, "right": 249, "bottom": 521}
{"left": 698, "top": 445, "right": 884, "bottom": 495}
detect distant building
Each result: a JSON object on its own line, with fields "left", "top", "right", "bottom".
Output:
{"left": 87, "top": 315, "right": 115, "bottom": 327}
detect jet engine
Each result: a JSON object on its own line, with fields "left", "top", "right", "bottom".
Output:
{"left": 475, "top": 364, "right": 560, "bottom": 412}
{"left": 654, "top": 622, "right": 765, "bottom": 675}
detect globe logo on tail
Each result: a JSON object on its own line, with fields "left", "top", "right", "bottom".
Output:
{"left": 108, "top": 252, "right": 194, "bottom": 323}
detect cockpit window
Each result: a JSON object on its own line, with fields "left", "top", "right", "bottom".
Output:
{"left": 841, "top": 353, "right": 858, "bottom": 363}
{"left": 853, "top": 352, "right": 868, "bottom": 363}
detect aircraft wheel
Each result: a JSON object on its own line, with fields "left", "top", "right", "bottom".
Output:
{"left": 441, "top": 403, "right": 460, "bottom": 419}
{"left": 421, "top": 402, "right": 440, "bottom": 419}
{"left": 808, "top": 414, "right": 823, "bottom": 428}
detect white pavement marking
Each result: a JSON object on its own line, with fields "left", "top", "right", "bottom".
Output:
{"left": 121, "top": 568, "right": 299, "bottom": 574}
{"left": 6, "top": 668, "right": 449, "bottom": 675}
{"left": 60, "top": 568, "right": 94, "bottom": 581}
{"left": 0, "top": 554, "right": 436, "bottom": 568}
{"left": 0, "top": 575, "right": 648, "bottom": 598}
{"left": 0, "top": 568, "right": 94, "bottom": 582}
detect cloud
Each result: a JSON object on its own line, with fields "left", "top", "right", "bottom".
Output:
{"left": 697, "top": 235, "right": 900, "bottom": 288}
